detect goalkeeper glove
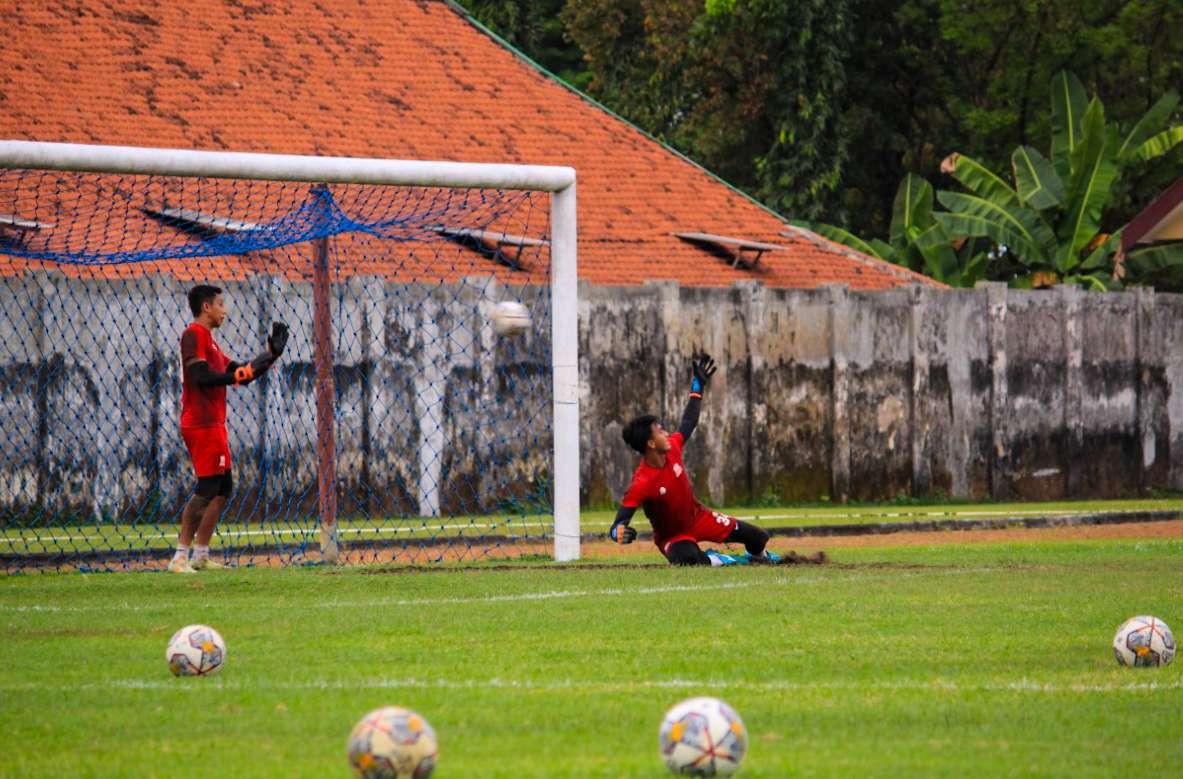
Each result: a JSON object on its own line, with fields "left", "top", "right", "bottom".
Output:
{"left": 690, "top": 353, "right": 717, "bottom": 395}
{"left": 609, "top": 521, "right": 637, "bottom": 544}
{"left": 233, "top": 353, "right": 276, "bottom": 385}
{"left": 268, "top": 321, "right": 290, "bottom": 357}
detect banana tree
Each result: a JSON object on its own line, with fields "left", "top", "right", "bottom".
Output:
{"left": 936, "top": 71, "right": 1183, "bottom": 290}
{"left": 789, "top": 173, "right": 990, "bottom": 286}
{"left": 792, "top": 71, "right": 1182, "bottom": 290}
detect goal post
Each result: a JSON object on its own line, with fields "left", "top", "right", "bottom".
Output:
{"left": 0, "top": 140, "right": 580, "bottom": 567}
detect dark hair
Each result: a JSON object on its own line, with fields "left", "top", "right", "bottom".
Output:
{"left": 622, "top": 415, "right": 659, "bottom": 453}
{"left": 188, "top": 285, "right": 222, "bottom": 318}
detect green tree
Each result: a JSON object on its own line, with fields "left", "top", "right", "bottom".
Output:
{"left": 455, "top": 0, "right": 591, "bottom": 88}
{"left": 841, "top": 0, "right": 1183, "bottom": 237}
{"left": 563, "top": 0, "right": 854, "bottom": 222}
{"left": 460, "top": 0, "right": 1183, "bottom": 243}
{"left": 797, "top": 73, "right": 1183, "bottom": 291}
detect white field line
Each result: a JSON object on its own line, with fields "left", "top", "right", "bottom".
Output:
{"left": 0, "top": 579, "right": 773, "bottom": 614}
{"left": 3, "top": 676, "right": 1180, "bottom": 696}
{"left": 0, "top": 568, "right": 993, "bottom": 614}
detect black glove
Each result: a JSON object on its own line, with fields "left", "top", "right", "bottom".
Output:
{"left": 609, "top": 521, "right": 637, "bottom": 544}
{"left": 691, "top": 353, "right": 717, "bottom": 394}
{"left": 268, "top": 321, "right": 290, "bottom": 357}
{"left": 234, "top": 353, "right": 276, "bottom": 385}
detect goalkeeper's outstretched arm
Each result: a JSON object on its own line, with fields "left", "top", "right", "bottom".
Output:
{"left": 183, "top": 322, "right": 290, "bottom": 387}
{"left": 609, "top": 506, "right": 638, "bottom": 544}
{"left": 677, "top": 354, "right": 716, "bottom": 442}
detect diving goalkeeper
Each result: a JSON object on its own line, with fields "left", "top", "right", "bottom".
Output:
{"left": 609, "top": 354, "right": 782, "bottom": 566}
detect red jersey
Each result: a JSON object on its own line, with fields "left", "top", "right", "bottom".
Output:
{"left": 180, "top": 322, "right": 229, "bottom": 429}
{"left": 620, "top": 432, "right": 707, "bottom": 540}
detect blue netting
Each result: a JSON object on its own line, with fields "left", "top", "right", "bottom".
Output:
{"left": 0, "top": 169, "right": 555, "bottom": 571}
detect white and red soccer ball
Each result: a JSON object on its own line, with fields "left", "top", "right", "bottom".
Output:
{"left": 166, "top": 624, "right": 226, "bottom": 677}
{"left": 659, "top": 696, "right": 747, "bottom": 776}
{"left": 1113, "top": 615, "right": 1175, "bottom": 668}
{"left": 491, "top": 300, "right": 531, "bottom": 337}
{"left": 348, "top": 706, "right": 438, "bottom": 779}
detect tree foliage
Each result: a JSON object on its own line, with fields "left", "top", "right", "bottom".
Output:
{"left": 798, "top": 73, "right": 1183, "bottom": 291}
{"left": 454, "top": 0, "right": 1183, "bottom": 287}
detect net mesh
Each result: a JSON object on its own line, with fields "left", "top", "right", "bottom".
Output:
{"left": 0, "top": 168, "right": 556, "bottom": 572}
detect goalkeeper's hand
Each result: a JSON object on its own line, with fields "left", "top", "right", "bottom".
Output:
{"left": 268, "top": 321, "right": 290, "bottom": 357}
{"left": 609, "top": 521, "right": 636, "bottom": 545}
{"left": 690, "top": 353, "right": 717, "bottom": 394}
{"left": 233, "top": 353, "right": 276, "bottom": 385}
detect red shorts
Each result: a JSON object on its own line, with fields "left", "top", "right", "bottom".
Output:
{"left": 656, "top": 510, "right": 737, "bottom": 556}
{"left": 181, "top": 426, "right": 232, "bottom": 478}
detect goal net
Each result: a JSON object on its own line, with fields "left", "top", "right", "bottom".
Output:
{"left": 0, "top": 142, "right": 580, "bottom": 572}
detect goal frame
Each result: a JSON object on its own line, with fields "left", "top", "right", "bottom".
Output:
{"left": 0, "top": 140, "right": 581, "bottom": 563}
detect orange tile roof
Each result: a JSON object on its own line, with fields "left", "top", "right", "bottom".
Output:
{"left": 0, "top": 0, "right": 938, "bottom": 290}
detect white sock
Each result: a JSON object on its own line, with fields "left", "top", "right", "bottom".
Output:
{"left": 193, "top": 545, "right": 210, "bottom": 561}
{"left": 172, "top": 544, "right": 189, "bottom": 562}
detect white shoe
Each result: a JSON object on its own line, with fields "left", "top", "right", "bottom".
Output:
{"left": 191, "top": 556, "right": 227, "bottom": 571}
{"left": 168, "top": 558, "right": 197, "bottom": 574}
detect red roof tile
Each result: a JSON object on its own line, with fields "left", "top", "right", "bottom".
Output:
{"left": 0, "top": 0, "right": 939, "bottom": 290}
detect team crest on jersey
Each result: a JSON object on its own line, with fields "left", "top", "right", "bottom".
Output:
{"left": 673, "top": 464, "right": 683, "bottom": 478}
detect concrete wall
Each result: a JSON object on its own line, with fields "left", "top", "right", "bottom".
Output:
{"left": 1, "top": 271, "right": 1181, "bottom": 523}
{"left": 0, "top": 272, "right": 554, "bottom": 524}
{"left": 582, "top": 280, "right": 1183, "bottom": 508}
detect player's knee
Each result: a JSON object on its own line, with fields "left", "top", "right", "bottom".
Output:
{"left": 667, "top": 541, "right": 709, "bottom": 566}
{"left": 194, "top": 475, "right": 222, "bottom": 500}
{"left": 218, "top": 471, "right": 233, "bottom": 498}
{"left": 750, "top": 523, "right": 770, "bottom": 546}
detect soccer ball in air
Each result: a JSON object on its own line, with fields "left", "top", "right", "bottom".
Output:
{"left": 491, "top": 300, "right": 531, "bottom": 337}
{"left": 347, "top": 706, "right": 438, "bottom": 779}
{"left": 1113, "top": 615, "right": 1176, "bottom": 668}
{"left": 166, "top": 624, "right": 226, "bottom": 677}
{"left": 659, "top": 696, "right": 747, "bottom": 776}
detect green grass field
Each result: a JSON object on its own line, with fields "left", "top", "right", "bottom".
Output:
{"left": 3, "top": 497, "right": 1179, "bottom": 556}
{"left": 3, "top": 537, "right": 1181, "bottom": 777}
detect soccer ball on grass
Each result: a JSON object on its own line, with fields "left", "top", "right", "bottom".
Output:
{"left": 348, "top": 706, "right": 438, "bottom": 779}
{"left": 659, "top": 696, "right": 747, "bottom": 776}
{"left": 491, "top": 300, "right": 531, "bottom": 337}
{"left": 1113, "top": 615, "right": 1175, "bottom": 667}
{"left": 166, "top": 624, "right": 226, "bottom": 676}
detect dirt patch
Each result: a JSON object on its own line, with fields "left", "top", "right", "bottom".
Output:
{"left": 12, "top": 521, "right": 1181, "bottom": 573}
{"left": 578, "top": 520, "right": 1183, "bottom": 559}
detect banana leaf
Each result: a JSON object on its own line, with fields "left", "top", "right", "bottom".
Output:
{"left": 1129, "top": 126, "right": 1183, "bottom": 163}
{"left": 1011, "top": 146, "right": 1065, "bottom": 209}
{"left": 1057, "top": 99, "right": 1118, "bottom": 270}
{"left": 1050, "top": 71, "right": 1088, "bottom": 182}
{"left": 1125, "top": 242, "right": 1183, "bottom": 274}
{"left": 932, "top": 209, "right": 1047, "bottom": 269}
{"left": 936, "top": 190, "right": 1055, "bottom": 261}
{"left": 1116, "top": 90, "right": 1180, "bottom": 161}
{"left": 913, "top": 222, "right": 958, "bottom": 282}
{"left": 1062, "top": 273, "right": 1113, "bottom": 292}
{"left": 940, "top": 153, "right": 1021, "bottom": 206}
{"left": 788, "top": 220, "right": 885, "bottom": 259}
{"left": 889, "top": 174, "right": 935, "bottom": 253}
{"left": 1079, "top": 232, "right": 1122, "bottom": 271}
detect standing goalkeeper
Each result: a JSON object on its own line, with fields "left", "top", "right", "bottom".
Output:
{"left": 168, "top": 285, "right": 288, "bottom": 573}
{"left": 610, "top": 354, "right": 783, "bottom": 566}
